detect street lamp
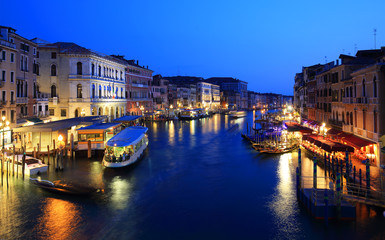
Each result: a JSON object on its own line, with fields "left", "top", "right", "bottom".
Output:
{"left": 58, "top": 134, "right": 65, "bottom": 150}
{"left": 0, "top": 116, "right": 9, "bottom": 150}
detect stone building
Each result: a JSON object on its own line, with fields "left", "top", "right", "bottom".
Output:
{"left": 0, "top": 26, "right": 48, "bottom": 145}
{"left": 205, "top": 77, "right": 248, "bottom": 110}
{"left": 152, "top": 74, "right": 169, "bottom": 110}
{"left": 36, "top": 42, "right": 127, "bottom": 121}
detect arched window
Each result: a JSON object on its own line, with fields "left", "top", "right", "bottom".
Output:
{"left": 77, "top": 62, "right": 82, "bottom": 75}
{"left": 104, "top": 86, "right": 106, "bottom": 97}
{"left": 92, "top": 84, "right": 95, "bottom": 98}
{"left": 75, "top": 109, "right": 79, "bottom": 118}
{"left": 51, "top": 64, "right": 57, "bottom": 76}
{"left": 98, "top": 66, "right": 101, "bottom": 77}
{"left": 362, "top": 79, "right": 366, "bottom": 97}
{"left": 51, "top": 85, "right": 56, "bottom": 98}
{"left": 373, "top": 76, "right": 377, "bottom": 98}
{"left": 342, "top": 112, "right": 345, "bottom": 124}
{"left": 121, "top": 88, "right": 123, "bottom": 98}
{"left": 92, "top": 64, "right": 95, "bottom": 76}
{"left": 374, "top": 111, "right": 377, "bottom": 133}
{"left": 77, "top": 84, "right": 82, "bottom": 98}
{"left": 350, "top": 112, "right": 353, "bottom": 126}
{"left": 99, "top": 85, "right": 102, "bottom": 98}
{"left": 116, "top": 87, "right": 118, "bottom": 98}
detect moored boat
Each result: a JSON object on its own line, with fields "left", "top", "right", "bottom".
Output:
{"left": 179, "top": 109, "right": 199, "bottom": 120}
{"left": 102, "top": 126, "right": 148, "bottom": 168}
{"left": 6, "top": 155, "right": 48, "bottom": 175}
{"left": 30, "top": 178, "right": 100, "bottom": 195}
{"left": 229, "top": 111, "right": 247, "bottom": 118}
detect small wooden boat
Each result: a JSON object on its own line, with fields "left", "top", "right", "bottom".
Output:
{"left": 30, "top": 178, "right": 101, "bottom": 196}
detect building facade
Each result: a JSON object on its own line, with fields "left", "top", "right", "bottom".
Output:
{"left": 36, "top": 42, "right": 127, "bottom": 121}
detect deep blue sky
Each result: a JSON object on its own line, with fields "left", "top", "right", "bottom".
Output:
{"left": 1, "top": 0, "right": 384, "bottom": 95}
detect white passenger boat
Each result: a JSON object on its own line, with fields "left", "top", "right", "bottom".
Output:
{"left": 102, "top": 126, "right": 148, "bottom": 168}
{"left": 229, "top": 111, "right": 247, "bottom": 118}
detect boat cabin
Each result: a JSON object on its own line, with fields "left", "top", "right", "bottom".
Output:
{"left": 77, "top": 123, "right": 122, "bottom": 150}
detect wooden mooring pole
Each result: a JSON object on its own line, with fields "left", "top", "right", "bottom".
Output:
{"left": 12, "top": 145, "right": 15, "bottom": 176}
{"left": 47, "top": 145, "right": 50, "bottom": 165}
{"left": 87, "top": 140, "right": 91, "bottom": 159}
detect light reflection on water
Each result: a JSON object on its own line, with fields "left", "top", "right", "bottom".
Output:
{"left": 269, "top": 153, "right": 301, "bottom": 239}
{"left": 35, "top": 198, "right": 82, "bottom": 240}
{"left": 109, "top": 176, "right": 132, "bottom": 211}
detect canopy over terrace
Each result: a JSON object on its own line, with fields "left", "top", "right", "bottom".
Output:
{"left": 113, "top": 115, "right": 142, "bottom": 126}
{"left": 13, "top": 116, "right": 107, "bottom": 151}
{"left": 303, "top": 134, "right": 354, "bottom": 153}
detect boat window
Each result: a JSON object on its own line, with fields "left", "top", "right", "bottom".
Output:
{"left": 78, "top": 133, "right": 103, "bottom": 141}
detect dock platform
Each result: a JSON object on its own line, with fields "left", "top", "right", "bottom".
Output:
{"left": 298, "top": 188, "right": 356, "bottom": 220}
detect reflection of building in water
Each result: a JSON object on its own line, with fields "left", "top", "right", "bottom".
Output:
{"left": 35, "top": 198, "right": 81, "bottom": 240}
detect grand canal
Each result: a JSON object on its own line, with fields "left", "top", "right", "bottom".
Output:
{"left": 1, "top": 112, "right": 385, "bottom": 239}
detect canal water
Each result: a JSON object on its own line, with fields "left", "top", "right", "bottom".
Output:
{"left": 1, "top": 112, "right": 385, "bottom": 240}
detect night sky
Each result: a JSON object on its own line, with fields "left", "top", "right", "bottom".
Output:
{"left": 1, "top": 0, "right": 384, "bottom": 95}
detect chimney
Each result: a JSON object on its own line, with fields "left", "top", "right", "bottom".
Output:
{"left": 336, "top": 59, "right": 339, "bottom": 65}
{"left": 136, "top": 60, "right": 139, "bottom": 65}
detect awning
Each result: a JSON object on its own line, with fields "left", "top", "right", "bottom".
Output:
{"left": 106, "top": 126, "right": 148, "bottom": 147}
{"left": 339, "top": 133, "right": 376, "bottom": 149}
{"left": 285, "top": 122, "right": 313, "bottom": 133}
{"left": 303, "top": 134, "right": 354, "bottom": 152}
{"left": 113, "top": 115, "right": 142, "bottom": 122}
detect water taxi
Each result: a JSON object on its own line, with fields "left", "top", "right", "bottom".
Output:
{"left": 179, "top": 109, "right": 199, "bottom": 120}
{"left": 229, "top": 111, "right": 247, "bottom": 118}
{"left": 102, "top": 126, "right": 148, "bottom": 168}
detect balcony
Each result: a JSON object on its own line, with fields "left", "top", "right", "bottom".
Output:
{"left": 131, "top": 83, "right": 149, "bottom": 88}
{"left": 68, "top": 74, "right": 125, "bottom": 83}
{"left": 90, "top": 97, "right": 127, "bottom": 103}
{"left": 0, "top": 39, "right": 16, "bottom": 49}
{"left": 0, "top": 81, "right": 4, "bottom": 88}
{"left": 355, "top": 97, "right": 369, "bottom": 104}
{"left": 0, "top": 100, "right": 7, "bottom": 106}
{"left": 16, "top": 97, "right": 28, "bottom": 104}
{"left": 49, "top": 97, "right": 59, "bottom": 105}
{"left": 342, "top": 97, "right": 354, "bottom": 104}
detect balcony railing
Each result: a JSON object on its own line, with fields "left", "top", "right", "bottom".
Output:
{"left": 16, "top": 97, "right": 28, "bottom": 104}
{"left": 0, "top": 39, "right": 16, "bottom": 49}
{"left": 0, "top": 100, "right": 7, "bottom": 106}
{"left": 68, "top": 74, "right": 125, "bottom": 83}
{"left": 131, "top": 83, "right": 148, "bottom": 88}
{"left": 342, "top": 97, "right": 354, "bottom": 104}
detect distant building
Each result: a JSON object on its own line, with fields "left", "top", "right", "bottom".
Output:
{"left": 205, "top": 77, "right": 248, "bottom": 110}
{"left": 36, "top": 42, "right": 127, "bottom": 121}
{"left": 152, "top": 74, "right": 169, "bottom": 110}
{"left": 112, "top": 57, "right": 153, "bottom": 115}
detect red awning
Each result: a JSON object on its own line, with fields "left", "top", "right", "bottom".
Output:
{"left": 339, "top": 133, "right": 376, "bottom": 149}
{"left": 303, "top": 134, "right": 354, "bottom": 152}
{"left": 285, "top": 122, "right": 314, "bottom": 133}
